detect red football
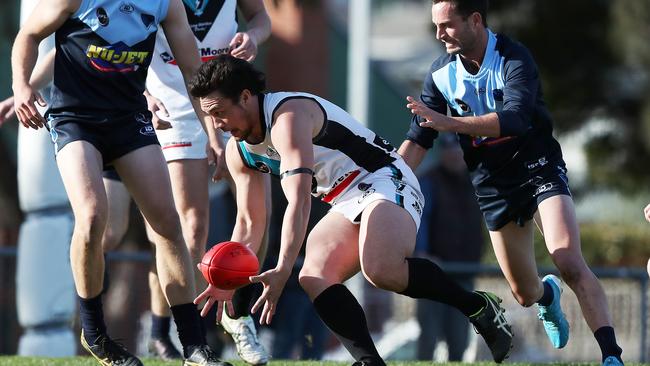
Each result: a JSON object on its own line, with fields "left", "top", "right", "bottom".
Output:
{"left": 199, "top": 241, "right": 259, "bottom": 290}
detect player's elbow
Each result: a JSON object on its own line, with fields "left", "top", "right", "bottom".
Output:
{"left": 497, "top": 110, "right": 531, "bottom": 137}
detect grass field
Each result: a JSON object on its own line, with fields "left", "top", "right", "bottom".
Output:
{"left": 0, "top": 359, "right": 648, "bottom": 366}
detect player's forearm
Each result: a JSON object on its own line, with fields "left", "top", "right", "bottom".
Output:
{"left": 245, "top": 12, "right": 271, "bottom": 46}
{"left": 231, "top": 214, "right": 266, "bottom": 252}
{"left": 29, "top": 48, "right": 55, "bottom": 91}
{"left": 398, "top": 139, "right": 428, "bottom": 171}
{"left": 276, "top": 199, "right": 311, "bottom": 272}
{"left": 11, "top": 33, "right": 40, "bottom": 91}
{"left": 450, "top": 113, "right": 501, "bottom": 137}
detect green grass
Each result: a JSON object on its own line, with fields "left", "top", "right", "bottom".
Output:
{"left": 0, "top": 359, "right": 647, "bottom": 366}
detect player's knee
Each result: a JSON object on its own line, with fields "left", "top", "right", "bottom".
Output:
{"left": 148, "top": 210, "right": 183, "bottom": 241}
{"left": 511, "top": 286, "right": 540, "bottom": 307}
{"left": 74, "top": 208, "right": 107, "bottom": 242}
{"left": 179, "top": 209, "right": 208, "bottom": 249}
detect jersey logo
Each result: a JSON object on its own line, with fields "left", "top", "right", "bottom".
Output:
{"left": 471, "top": 135, "right": 514, "bottom": 147}
{"left": 86, "top": 43, "right": 150, "bottom": 72}
{"left": 182, "top": 0, "right": 227, "bottom": 41}
{"left": 119, "top": 2, "right": 135, "bottom": 14}
{"left": 96, "top": 7, "right": 109, "bottom": 26}
{"left": 454, "top": 98, "right": 472, "bottom": 114}
{"left": 159, "top": 47, "right": 230, "bottom": 65}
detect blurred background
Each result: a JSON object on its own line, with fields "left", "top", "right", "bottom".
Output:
{"left": 1, "top": 0, "right": 650, "bottom": 362}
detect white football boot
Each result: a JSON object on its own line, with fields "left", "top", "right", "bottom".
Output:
{"left": 220, "top": 310, "right": 269, "bottom": 365}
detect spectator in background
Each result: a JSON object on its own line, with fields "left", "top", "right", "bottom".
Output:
{"left": 414, "top": 133, "right": 484, "bottom": 361}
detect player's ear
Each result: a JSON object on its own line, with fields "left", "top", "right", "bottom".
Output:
{"left": 240, "top": 89, "right": 251, "bottom": 105}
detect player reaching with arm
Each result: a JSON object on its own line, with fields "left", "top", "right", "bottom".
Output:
{"left": 191, "top": 55, "right": 514, "bottom": 364}
{"left": 11, "top": 0, "right": 229, "bottom": 365}
{"left": 399, "top": 1, "right": 623, "bottom": 365}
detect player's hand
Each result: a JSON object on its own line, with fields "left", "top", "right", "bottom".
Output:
{"left": 193, "top": 278, "right": 235, "bottom": 323}
{"left": 0, "top": 96, "right": 16, "bottom": 127}
{"left": 13, "top": 85, "right": 46, "bottom": 129}
{"left": 249, "top": 267, "right": 291, "bottom": 325}
{"left": 206, "top": 138, "right": 227, "bottom": 182}
{"left": 406, "top": 95, "right": 448, "bottom": 131}
{"left": 229, "top": 32, "right": 258, "bottom": 62}
{"left": 644, "top": 203, "right": 650, "bottom": 223}
{"left": 145, "top": 92, "right": 172, "bottom": 130}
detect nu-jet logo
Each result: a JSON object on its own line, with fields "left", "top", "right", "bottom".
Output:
{"left": 86, "top": 43, "right": 149, "bottom": 72}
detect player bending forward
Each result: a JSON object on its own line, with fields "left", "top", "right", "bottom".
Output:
{"left": 192, "top": 55, "right": 514, "bottom": 364}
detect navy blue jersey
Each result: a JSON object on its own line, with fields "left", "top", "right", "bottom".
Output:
{"left": 49, "top": 0, "right": 169, "bottom": 114}
{"left": 406, "top": 30, "right": 564, "bottom": 194}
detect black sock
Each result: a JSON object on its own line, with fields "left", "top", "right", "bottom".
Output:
{"left": 170, "top": 303, "right": 206, "bottom": 357}
{"left": 79, "top": 294, "right": 107, "bottom": 344}
{"left": 151, "top": 315, "right": 171, "bottom": 340}
{"left": 536, "top": 280, "right": 554, "bottom": 306}
{"left": 231, "top": 283, "right": 258, "bottom": 318}
{"left": 594, "top": 326, "right": 623, "bottom": 362}
{"left": 312, "top": 284, "right": 385, "bottom": 366}
{"left": 399, "top": 257, "right": 486, "bottom": 317}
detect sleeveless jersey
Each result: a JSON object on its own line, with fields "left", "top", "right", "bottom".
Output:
{"left": 49, "top": 0, "right": 169, "bottom": 114}
{"left": 147, "top": 0, "right": 238, "bottom": 122}
{"left": 237, "top": 92, "right": 401, "bottom": 198}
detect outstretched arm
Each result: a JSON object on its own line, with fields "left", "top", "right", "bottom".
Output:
{"left": 249, "top": 99, "right": 317, "bottom": 325}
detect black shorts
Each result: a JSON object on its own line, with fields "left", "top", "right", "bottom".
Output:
{"left": 46, "top": 110, "right": 159, "bottom": 166}
{"left": 478, "top": 163, "right": 572, "bottom": 231}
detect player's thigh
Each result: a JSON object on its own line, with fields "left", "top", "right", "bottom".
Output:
{"left": 300, "top": 212, "right": 360, "bottom": 298}
{"left": 102, "top": 177, "right": 131, "bottom": 251}
{"left": 489, "top": 220, "right": 540, "bottom": 298}
{"left": 359, "top": 200, "right": 416, "bottom": 279}
{"left": 537, "top": 194, "right": 586, "bottom": 268}
{"left": 166, "top": 158, "right": 209, "bottom": 216}
{"left": 112, "top": 145, "right": 180, "bottom": 236}
{"left": 56, "top": 140, "right": 107, "bottom": 226}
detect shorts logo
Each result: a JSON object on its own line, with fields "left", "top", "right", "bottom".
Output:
{"left": 526, "top": 156, "right": 548, "bottom": 170}
{"left": 266, "top": 146, "right": 280, "bottom": 159}
{"left": 255, "top": 161, "right": 270, "bottom": 173}
{"left": 357, "top": 182, "right": 372, "bottom": 191}
{"left": 139, "top": 125, "right": 156, "bottom": 136}
{"left": 119, "top": 2, "right": 134, "bottom": 14}
{"left": 412, "top": 200, "right": 423, "bottom": 216}
{"left": 391, "top": 178, "right": 406, "bottom": 192}
{"left": 357, "top": 188, "right": 375, "bottom": 204}
{"left": 535, "top": 182, "right": 554, "bottom": 196}
{"left": 135, "top": 113, "right": 150, "bottom": 124}
{"left": 96, "top": 7, "right": 109, "bottom": 26}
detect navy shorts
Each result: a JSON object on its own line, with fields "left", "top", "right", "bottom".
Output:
{"left": 46, "top": 110, "right": 159, "bottom": 166}
{"left": 478, "top": 163, "right": 571, "bottom": 231}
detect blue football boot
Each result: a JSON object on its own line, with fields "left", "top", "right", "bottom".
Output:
{"left": 602, "top": 356, "right": 624, "bottom": 366}
{"left": 537, "top": 274, "right": 570, "bottom": 348}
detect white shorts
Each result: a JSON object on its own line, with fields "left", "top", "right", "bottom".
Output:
{"left": 328, "top": 159, "right": 425, "bottom": 230}
{"left": 155, "top": 118, "right": 208, "bottom": 162}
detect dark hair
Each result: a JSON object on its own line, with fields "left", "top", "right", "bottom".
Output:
{"left": 433, "top": 0, "right": 488, "bottom": 27}
{"left": 188, "top": 54, "right": 266, "bottom": 100}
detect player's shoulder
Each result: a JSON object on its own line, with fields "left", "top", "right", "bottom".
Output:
{"left": 494, "top": 33, "right": 535, "bottom": 63}
{"left": 428, "top": 52, "right": 455, "bottom": 74}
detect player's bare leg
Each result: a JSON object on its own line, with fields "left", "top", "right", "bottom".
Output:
{"left": 113, "top": 145, "right": 223, "bottom": 364}
{"left": 101, "top": 178, "right": 130, "bottom": 252}
{"left": 144, "top": 158, "right": 208, "bottom": 360}
{"left": 57, "top": 141, "right": 108, "bottom": 301}
{"left": 537, "top": 195, "right": 622, "bottom": 361}
{"left": 489, "top": 221, "right": 542, "bottom": 306}
{"left": 57, "top": 141, "right": 142, "bottom": 365}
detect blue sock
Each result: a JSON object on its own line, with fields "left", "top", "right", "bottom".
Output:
{"left": 537, "top": 280, "right": 554, "bottom": 306}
